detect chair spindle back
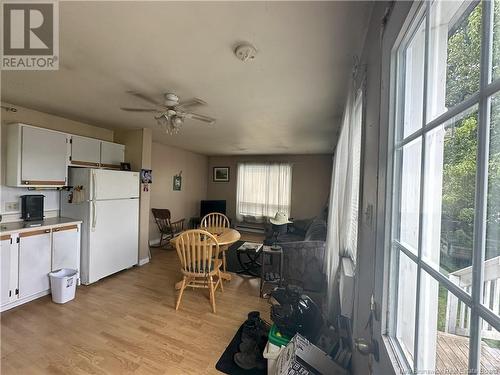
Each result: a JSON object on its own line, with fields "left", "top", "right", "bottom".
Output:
{"left": 175, "top": 230, "right": 220, "bottom": 274}
{"left": 200, "top": 213, "right": 230, "bottom": 232}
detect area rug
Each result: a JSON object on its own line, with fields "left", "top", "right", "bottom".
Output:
{"left": 226, "top": 241, "right": 262, "bottom": 277}
{"left": 215, "top": 323, "right": 267, "bottom": 375}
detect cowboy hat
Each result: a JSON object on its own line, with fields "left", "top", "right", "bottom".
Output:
{"left": 270, "top": 212, "right": 292, "bottom": 225}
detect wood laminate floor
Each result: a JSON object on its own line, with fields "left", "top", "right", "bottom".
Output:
{"left": 1, "top": 246, "right": 270, "bottom": 374}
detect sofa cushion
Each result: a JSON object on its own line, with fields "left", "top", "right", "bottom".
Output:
{"left": 304, "top": 218, "right": 327, "bottom": 241}
{"left": 288, "top": 218, "right": 314, "bottom": 237}
{"left": 276, "top": 233, "right": 305, "bottom": 243}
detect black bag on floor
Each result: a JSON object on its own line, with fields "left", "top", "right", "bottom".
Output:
{"left": 271, "top": 285, "right": 323, "bottom": 342}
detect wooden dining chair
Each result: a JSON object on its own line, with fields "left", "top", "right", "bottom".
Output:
{"left": 175, "top": 229, "right": 223, "bottom": 313}
{"left": 200, "top": 213, "right": 230, "bottom": 273}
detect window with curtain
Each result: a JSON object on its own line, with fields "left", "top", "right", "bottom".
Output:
{"left": 236, "top": 162, "right": 292, "bottom": 222}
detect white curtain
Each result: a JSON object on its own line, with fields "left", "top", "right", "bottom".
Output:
{"left": 236, "top": 162, "right": 292, "bottom": 222}
{"left": 325, "top": 87, "right": 363, "bottom": 318}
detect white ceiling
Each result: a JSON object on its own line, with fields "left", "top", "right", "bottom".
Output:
{"left": 1, "top": 1, "right": 373, "bottom": 155}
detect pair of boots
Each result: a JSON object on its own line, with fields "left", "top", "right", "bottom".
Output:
{"left": 234, "top": 311, "right": 268, "bottom": 370}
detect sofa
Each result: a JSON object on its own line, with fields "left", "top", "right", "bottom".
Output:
{"left": 264, "top": 218, "right": 328, "bottom": 304}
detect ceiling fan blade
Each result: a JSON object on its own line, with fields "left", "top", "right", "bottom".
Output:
{"left": 126, "top": 91, "right": 162, "bottom": 106}
{"left": 120, "top": 107, "right": 159, "bottom": 112}
{"left": 184, "top": 112, "right": 216, "bottom": 124}
{"left": 176, "top": 98, "right": 207, "bottom": 108}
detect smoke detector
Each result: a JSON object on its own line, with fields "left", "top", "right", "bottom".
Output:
{"left": 234, "top": 43, "right": 257, "bottom": 62}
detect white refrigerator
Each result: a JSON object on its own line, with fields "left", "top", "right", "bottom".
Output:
{"left": 61, "top": 168, "right": 140, "bottom": 285}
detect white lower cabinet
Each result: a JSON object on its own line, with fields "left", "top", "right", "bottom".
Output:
{"left": 1, "top": 235, "right": 19, "bottom": 305}
{"left": 0, "top": 223, "right": 81, "bottom": 311}
{"left": 52, "top": 225, "right": 80, "bottom": 271}
{"left": 18, "top": 229, "right": 52, "bottom": 299}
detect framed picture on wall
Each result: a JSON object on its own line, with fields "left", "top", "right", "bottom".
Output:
{"left": 173, "top": 174, "right": 182, "bottom": 191}
{"left": 213, "top": 167, "right": 230, "bottom": 182}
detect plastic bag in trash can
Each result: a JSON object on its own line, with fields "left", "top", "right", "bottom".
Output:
{"left": 49, "top": 268, "right": 78, "bottom": 304}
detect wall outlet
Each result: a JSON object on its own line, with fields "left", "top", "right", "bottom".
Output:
{"left": 5, "top": 201, "right": 19, "bottom": 212}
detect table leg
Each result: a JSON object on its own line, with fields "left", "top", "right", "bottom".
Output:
{"left": 222, "top": 247, "right": 227, "bottom": 273}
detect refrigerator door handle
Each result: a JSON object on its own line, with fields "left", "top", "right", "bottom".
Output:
{"left": 92, "top": 170, "right": 97, "bottom": 201}
{"left": 92, "top": 201, "right": 97, "bottom": 231}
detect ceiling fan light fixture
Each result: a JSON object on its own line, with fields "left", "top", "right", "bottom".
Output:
{"left": 156, "top": 115, "right": 168, "bottom": 128}
{"left": 172, "top": 116, "right": 183, "bottom": 128}
{"left": 164, "top": 93, "right": 179, "bottom": 107}
{"left": 123, "top": 91, "right": 215, "bottom": 135}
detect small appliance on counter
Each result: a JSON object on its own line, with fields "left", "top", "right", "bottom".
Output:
{"left": 21, "top": 194, "right": 45, "bottom": 221}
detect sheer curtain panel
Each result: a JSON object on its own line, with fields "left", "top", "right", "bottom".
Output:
{"left": 325, "top": 87, "right": 363, "bottom": 319}
{"left": 236, "top": 162, "right": 292, "bottom": 222}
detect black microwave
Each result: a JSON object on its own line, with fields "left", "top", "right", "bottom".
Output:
{"left": 21, "top": 195, "right": 44, "bottom": 221}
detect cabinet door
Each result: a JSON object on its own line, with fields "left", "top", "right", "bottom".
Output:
{"left": 71, "top": 136, "right": 101, "bottom": 167}
{"left": 19, "top": 230, "right": 51, "bottom": 298}
{"left": 21, "top": 126, "right": 68, "bottom": 186}
{"left": 52, "top": 225, "right": 79, "bottom": 271}
{"left": 1, "top": 235, "right": 18, "bottom": 305}
{"left": 100, "top": 142, "right": 124, "bottom": 168}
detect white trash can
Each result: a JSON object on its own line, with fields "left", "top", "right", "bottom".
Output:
{"left": 49, "top": 269, "right": 77, "bottom": 304}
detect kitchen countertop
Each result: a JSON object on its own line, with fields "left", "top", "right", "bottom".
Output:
{"left": 0, "top": 217, "right": 82, "bottom": 236}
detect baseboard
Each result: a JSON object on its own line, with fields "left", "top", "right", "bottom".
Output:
{"left": 138, "top": 257, "right": 150, "bottom": 266}
{"left": 1, "top": 289, "right": 50, "bottom": 312}
{"left": 149, "top": 238, "right": 161, "bottom": 246}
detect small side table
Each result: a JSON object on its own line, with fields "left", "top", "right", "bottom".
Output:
{"left": 236, "top": 242, "right": 263, "bottom": 277}
{"left": 260, "top": 245, "right": 284, "bottom": 298}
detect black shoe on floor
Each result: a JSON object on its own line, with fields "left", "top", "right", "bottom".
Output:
{"left": 234, "top": 349, "right": 266, "bottom": 370}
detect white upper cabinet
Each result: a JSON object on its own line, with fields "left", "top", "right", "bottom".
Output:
{"left": 70, "top": 136, "right": 101, "bottom": 167}
{"left": 100, "top": 141, "right": 124, "bottom": 168}
{"left": 6, "top": 124, "right": 126, "bottom": 187}
{"left": 6, "top": 124, "right": 69, "bottom": 187}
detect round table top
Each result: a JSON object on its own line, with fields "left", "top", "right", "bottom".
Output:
{"left": 203, "top": 227, "right": 241, "bottom": 246}
{"left": 170, "top": 227, "right": 241, "bottom": 247}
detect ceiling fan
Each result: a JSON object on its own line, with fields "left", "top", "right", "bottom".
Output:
{"left": 121, "top": 91, "right": 216, "bottom": 134}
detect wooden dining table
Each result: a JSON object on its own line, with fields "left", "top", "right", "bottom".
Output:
{"left": 170, "top": 227, "right": 241, "bottom": 289}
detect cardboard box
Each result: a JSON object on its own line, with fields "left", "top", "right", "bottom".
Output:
{"left": 275, "top": 334, "right": 348, "bottom": 375}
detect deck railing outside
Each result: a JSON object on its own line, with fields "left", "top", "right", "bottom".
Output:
{"left": 445, "top": 256, "right": 500, "bottom": 340}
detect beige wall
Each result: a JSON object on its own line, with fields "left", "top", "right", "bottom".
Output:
{"left": 149, "top": 142, "right": 208, "bottom": 242}
{"left": 114, "top": 129, "right": 144, "bottom": 172}
{"left": 207, "top": 154, "right": 332, "bottom": 221}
